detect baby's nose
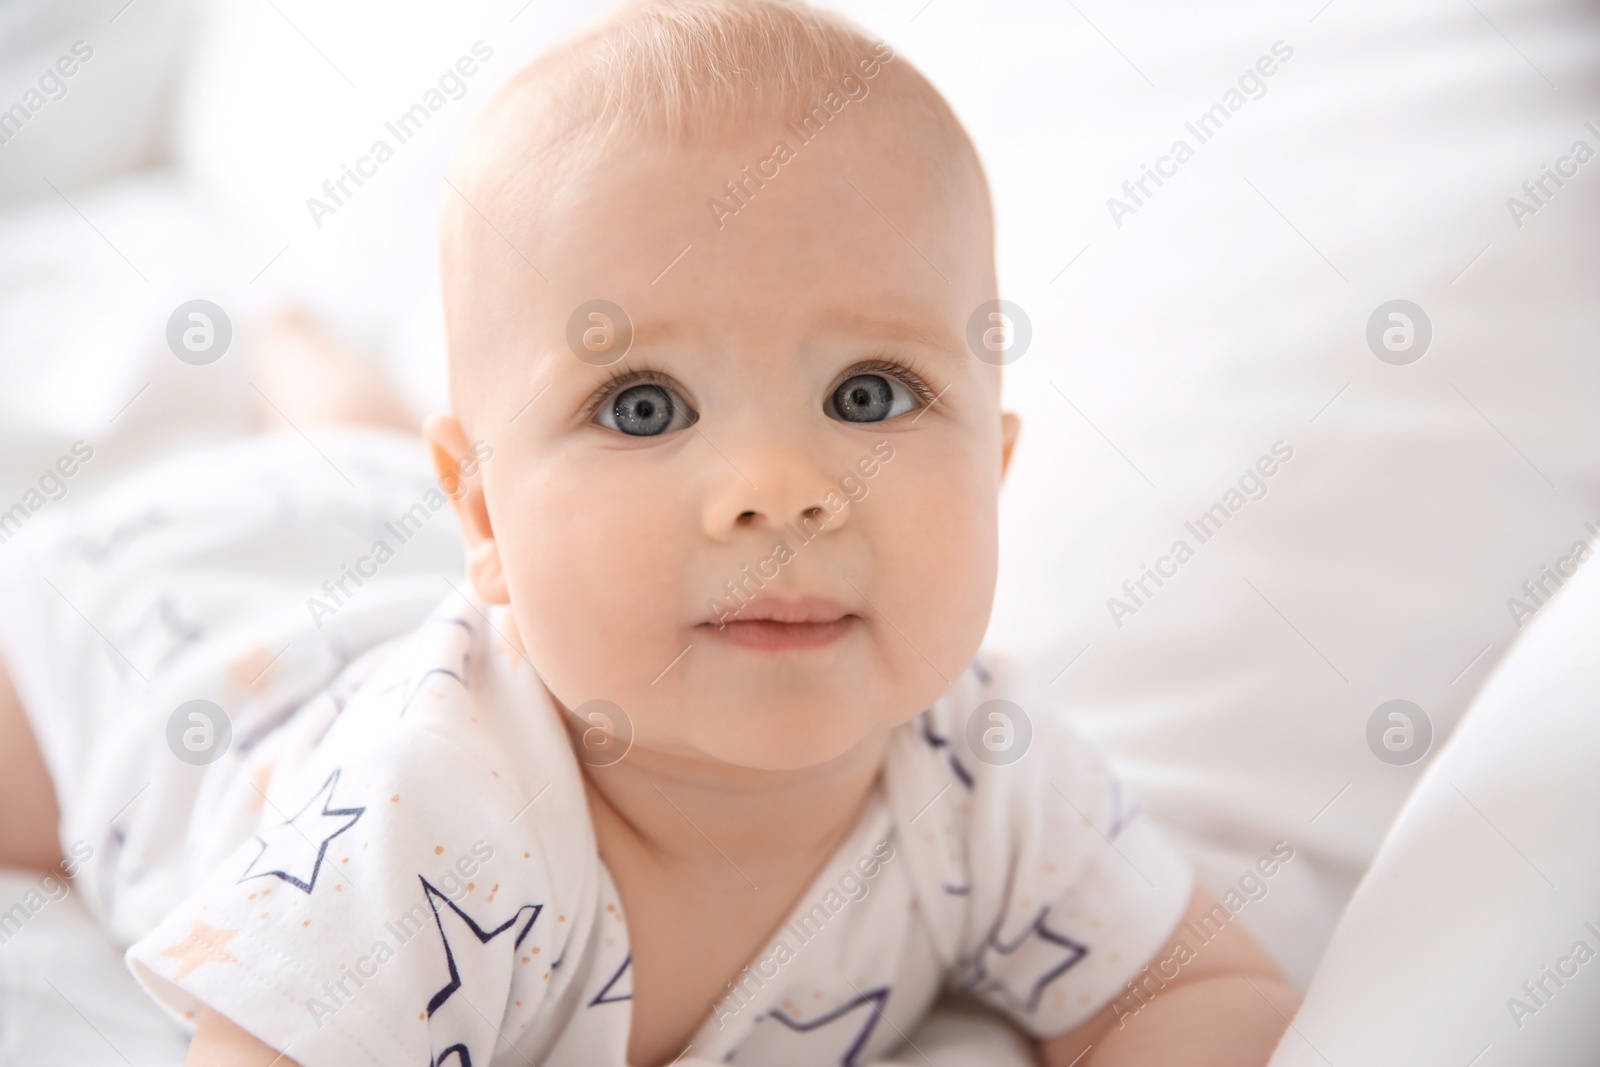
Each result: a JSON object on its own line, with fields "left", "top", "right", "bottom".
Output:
{"left": 699, "top": 447, "right": 849, "bottom": 542}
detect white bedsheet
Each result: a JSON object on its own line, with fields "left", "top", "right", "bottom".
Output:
{"left": 0, "top": 867, "right": 189, "bottom": 1067}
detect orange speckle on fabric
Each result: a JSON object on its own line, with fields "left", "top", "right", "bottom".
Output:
{"left": 435, "top": 846, "right": 444, "bottom": 855}
{"left": 334, "top": 884, "right": 342, "bottom": 892}
{"left": 160, "top": 921, "right": 239, "bottom": 979}
{"left": 226, "top": 647, "right": 277, "bottom": 694}
{"left": 303, "top": 920, "right": 311, "bottom": 927}
{"left": 531, "top": 946, "right": 540, "bottom": 954}
{"left": 605, "top": 937, "right": 613, "bottom": 947}
{"left": 391, "top": 795, "right": 400, "bottom": 803}
{"left": 606, "top": 903, "right": 614, "bottom": 912}
{"left": 259, "top": 912, "right": 268, "bottom": 920}
{"left": 522, "top": 956, "right": 531, "bottom": 964}
{"left": 247, "top": 893, "right": 257, "bottom": 900}
{"left": 523, "top": 852, "right": 531, "bottom": 859}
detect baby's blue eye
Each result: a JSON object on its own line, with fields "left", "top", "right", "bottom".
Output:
{"left": 829, "top": 373, "right": 915, "bottom": 423}
{"left": 596, "top": 382, "right": 695, "bottom": 436}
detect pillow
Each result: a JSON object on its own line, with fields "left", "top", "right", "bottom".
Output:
{"left": 1265, "top": 513, "right": 1600, "bottom": 1063}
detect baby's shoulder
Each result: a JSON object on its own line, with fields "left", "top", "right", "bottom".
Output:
{"left": 897, "top": 652, "right": 1120, "bottom": 810}
{"left": 882, "top": 653, "right": 1196, "bottom": 1037}
{"left": 127, "top": 602, "right": 597, "bottom": 1065}
{"left": 884, "top": 651, "right": 1145, "bottom": 899}
{"left": 266, "top": 600, "right": 591, "bottom": 891}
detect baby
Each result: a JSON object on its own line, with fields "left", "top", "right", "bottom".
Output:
{"left": 0, "top": 1, "right": 1298, "bottom": 1064}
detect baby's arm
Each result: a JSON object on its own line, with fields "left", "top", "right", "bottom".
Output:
{"left": 186, "top": 1008, "right": 301, "bottom": 1067}
{"left": 1039, "top": 887, "right": 1299, "bottom": 1066}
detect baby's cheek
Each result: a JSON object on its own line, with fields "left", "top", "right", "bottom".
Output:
{"left": 871, "top": 461, "right": 997, "bottom": 656}
{"left": 498, "top": 472, "right": 687, "bottom": 687}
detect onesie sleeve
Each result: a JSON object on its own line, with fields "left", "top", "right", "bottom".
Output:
{"left": 126, "top": 666, "right": 570, "bottom": 1067}
{"left": 948, "top": 682, "right": 1195, "bottom": 1039}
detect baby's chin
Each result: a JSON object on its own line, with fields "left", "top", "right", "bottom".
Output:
{"left": 642, "top": 693, "right": 917, "bottom": 773}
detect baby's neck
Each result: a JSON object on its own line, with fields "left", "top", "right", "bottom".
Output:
{"left": 578, "top": 731, "right": 890, "bottom": 876}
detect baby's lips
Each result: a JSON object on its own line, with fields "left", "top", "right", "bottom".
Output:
{"left": 701, "top": 592, "right": 854, "bottom": 626}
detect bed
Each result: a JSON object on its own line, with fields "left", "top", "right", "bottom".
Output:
{"left": 1, "top": 0, "right": 1597, "bottom": 1061}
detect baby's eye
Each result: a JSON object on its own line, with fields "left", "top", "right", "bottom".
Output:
{"left": 595, "top": 381, "right": 697, "bottom": 437}
{"left": 827, "top": 372, "right": 919, "bottom": 423}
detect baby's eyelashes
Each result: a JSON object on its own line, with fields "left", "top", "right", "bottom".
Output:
{"left": 824, "top": 357, "right": 940, "bottom": 425}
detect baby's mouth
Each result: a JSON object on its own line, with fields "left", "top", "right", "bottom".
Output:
{"left": 698, "top": 594, "right": 858, "bottom": 651}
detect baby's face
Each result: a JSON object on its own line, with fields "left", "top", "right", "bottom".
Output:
{"left": 437, "top": 115, "right": 1016, "bottom": 771}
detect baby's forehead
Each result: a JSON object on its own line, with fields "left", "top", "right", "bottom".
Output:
{"left": 440, "top": 0, "right": 994, "bottom": 409}
{"left": 446, "top": 141, "right": 989, "bottom": 425}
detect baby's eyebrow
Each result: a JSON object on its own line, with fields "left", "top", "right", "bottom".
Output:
{"left": 628, "top": 319, "right": 693, "bottom": 347}
{"left": 619, "top": 311, "right": 965, "bottom": 360}
{"left": 809, "top": 308, "right": 965, "bottom": 359}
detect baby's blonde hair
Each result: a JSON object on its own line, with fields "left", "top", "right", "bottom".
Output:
{"left": 557, "top": 0, "right": 902, "bottom": 136}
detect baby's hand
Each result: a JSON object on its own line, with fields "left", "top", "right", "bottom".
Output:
{"left": 186, "top": 1008, "right": 300, "bottom": 1067}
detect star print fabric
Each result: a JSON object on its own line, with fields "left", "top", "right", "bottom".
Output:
{"left": 126, "top": 606, "right": 605, "bottom": 1066}
{"left": 125, "top": 593, "right": 1191, "bottom": 1066}
{"left": 0, "top": 431, "right": 471, "bottom": 949}
{"left": 885, "top": 665, "right": 1197, "bottom": 1038}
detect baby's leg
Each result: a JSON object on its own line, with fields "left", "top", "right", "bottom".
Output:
{"left": 0, "top": 653, "right": 63, "bottom": 874}
{"left": 0, "top": 309, "right": 412, "bottom": 881}
{"left": 251, "top": 309, "right": 418, "bottom": 433}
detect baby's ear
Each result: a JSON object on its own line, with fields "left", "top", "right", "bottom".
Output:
{"left": 1000, "top": 411, "right": 1021, "bottom": 481}
{"left": 423, "top": 413, "right": 510, "bottom": 604}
